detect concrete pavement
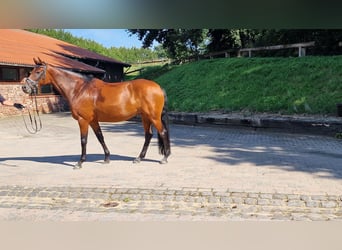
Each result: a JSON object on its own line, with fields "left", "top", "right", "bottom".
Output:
{"left": 0, "top": 112, "right": 341, "bottom": 221}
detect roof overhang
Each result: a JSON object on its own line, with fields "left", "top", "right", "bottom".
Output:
{"left": 0, "top": 29, "right": 130, "bottom": 73}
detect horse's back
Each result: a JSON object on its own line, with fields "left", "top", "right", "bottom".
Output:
{"left": 129, "top": 79, "right": 163, "bottom": 92}
{"left": 99, "top": 78, "right": 162, "bottom": 94}
{"left": 92, "top": 78, "right": 164, "bottom": 122}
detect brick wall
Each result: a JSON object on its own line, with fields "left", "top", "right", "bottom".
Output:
{"left": 0, "top": 84, "right": 69, "bottom": 118}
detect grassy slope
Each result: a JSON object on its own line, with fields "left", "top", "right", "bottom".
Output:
{"left": 137, "top": 56, "right": 342, "bottom": 115}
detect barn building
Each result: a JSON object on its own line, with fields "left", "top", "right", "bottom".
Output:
{"left": 0, "top": 29, "right": 131, "bottom": 117}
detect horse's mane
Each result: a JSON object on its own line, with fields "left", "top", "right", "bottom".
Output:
{"left": 57, "top": 67, "right": 94, "bottom": 83}
{"left": 34, "top": 61, "right": 95, "bottom": 84}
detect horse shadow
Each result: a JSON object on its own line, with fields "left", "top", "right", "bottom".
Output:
{"left": 0, "top": 154, "right": 159, "bottom": 168}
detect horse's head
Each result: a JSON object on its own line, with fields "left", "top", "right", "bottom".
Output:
{"left": 21, "top": 57, "right": 47, "bottom": 94}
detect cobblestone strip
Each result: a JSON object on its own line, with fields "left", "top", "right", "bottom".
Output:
{"left": 0, "top": 186, "right": 341, "bottom": 221}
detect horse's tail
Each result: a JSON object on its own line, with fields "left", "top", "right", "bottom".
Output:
{"left": 158, "top": 89, "right": 171, "bottom": 156}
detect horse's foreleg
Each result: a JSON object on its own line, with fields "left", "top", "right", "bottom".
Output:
{"left": 134, "top": 131, "right": 153, "bottom": 163}
{"left": 90, "top": 121, "right": 110, "bottom": 164}
{"left": 134, "top": 118, "right": 152, "bottom": 163}
{"left": 75, "top": 119, "right": 89, "bottom": 169}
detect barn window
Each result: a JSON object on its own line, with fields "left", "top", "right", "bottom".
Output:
{"left": 0, "top": 67, "right": 19, "bottom": 81}
{"left": 19, "top": 68, "right": 32, "bottom": 79}
{"left": 39, "top": 84, "right": 55, "bottom": 94}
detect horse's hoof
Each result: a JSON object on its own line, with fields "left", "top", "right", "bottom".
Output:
{"left": 104, "top": 159, "right": 110, "bottom": 164}
{"left": 159, "top": 159, "right": 168, "bottom": 164}
{"left": 73, "top": 163, "right": 82, "bottom": 170}
{"left": 133, "top": 158, "right": 141, "bottom": 164}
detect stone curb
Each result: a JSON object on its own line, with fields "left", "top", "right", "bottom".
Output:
{"left": 168, "top": 112, "right": 342, "bottom": 136}
{"left": 1, "top": 186, "right": 341, "bottom": 221}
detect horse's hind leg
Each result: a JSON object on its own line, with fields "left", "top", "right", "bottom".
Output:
{"left": 157, "top": 128, "right": 171, "bottom": 164}
{"left": 152, "top": 118, "right": 170, "bottom": 164}
{"left": 134, "top": 116, "right": 153, "bottom": 163}
{"left": 90, "top": 120, "right": 110, "bottom": 164}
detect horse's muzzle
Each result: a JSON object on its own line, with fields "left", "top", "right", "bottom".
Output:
{"left": 21, "top": 78, "right": 37, "bottom": 94}
{"left": 22, "top": 84, "right": 32, "bottom": 94}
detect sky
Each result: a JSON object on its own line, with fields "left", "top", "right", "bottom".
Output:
{"left": 64, "top": 29, "right": 145, "bottom": 48}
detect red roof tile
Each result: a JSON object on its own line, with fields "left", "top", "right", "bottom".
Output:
{"left": 0, "top": 29, "right": 130, "bottom": 73}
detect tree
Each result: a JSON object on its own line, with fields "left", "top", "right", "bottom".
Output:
{"left": 153, "top": 45, "right": 168, "bottom": 58}
{"left": 128, "top": 29, "right": 207, "bottom": 61}
{"left": 252, "top": 29, "right": 342, "bottom": 55}
{"left": 206, "top": 29, "right": 261, "bottom": 52}
{"left": 206, "top": 29, "right": 239, "bottom": 52}
{"left": 129, "top": 29, "right": 261, "bottom": 59}
{"left": 128, "top": 29, "right": 342, "bottom": 60}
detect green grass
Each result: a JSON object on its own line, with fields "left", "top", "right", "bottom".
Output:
{"left": 135, "top": 56, "right": 342, "bottom": 115}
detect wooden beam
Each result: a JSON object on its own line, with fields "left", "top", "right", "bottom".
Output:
{"left": 239, "top": 41, "right": 315, "bottom": 53}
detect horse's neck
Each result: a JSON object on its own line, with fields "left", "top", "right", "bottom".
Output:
{"left": 48, "top": 67, "right": 83, "bottom": 102}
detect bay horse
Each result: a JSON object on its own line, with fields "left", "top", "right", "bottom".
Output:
{"left": 21, "top": 58, "right": 171, "bottom": 169}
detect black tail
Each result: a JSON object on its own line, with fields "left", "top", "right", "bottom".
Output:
{"left": 158, "top": 89, "right": 171, "bottom": 156}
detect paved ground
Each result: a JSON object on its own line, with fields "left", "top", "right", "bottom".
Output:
{"left": 0, "top": 112, "right": 341, "bottom": 221}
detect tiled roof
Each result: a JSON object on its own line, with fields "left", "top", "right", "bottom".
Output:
{"left": 0, "top": 29, "right": 130, "bottom": 73}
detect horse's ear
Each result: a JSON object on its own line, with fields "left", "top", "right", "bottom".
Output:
{"left": 33, "top": 57, "right": 46, "bottom": 66}
{"left": 33, "top": 58, "right": 39, "bottom": 65}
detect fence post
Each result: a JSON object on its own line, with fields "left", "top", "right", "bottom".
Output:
{"left": 298, "top": 47, "right": 306, "bottom": 57}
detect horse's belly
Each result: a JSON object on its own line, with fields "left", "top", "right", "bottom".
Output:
{"left": 96, "top": 108, "right": 138, "bottom": 122}
{"left": 97, "top": 114, "right": 137, "bottom": 122}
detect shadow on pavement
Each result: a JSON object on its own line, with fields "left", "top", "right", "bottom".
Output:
{"left": 0, "top": 153, "right": 140, "bottom": 168}
{"left": 100, "top": 121, "right": 342, "bottom": 180}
